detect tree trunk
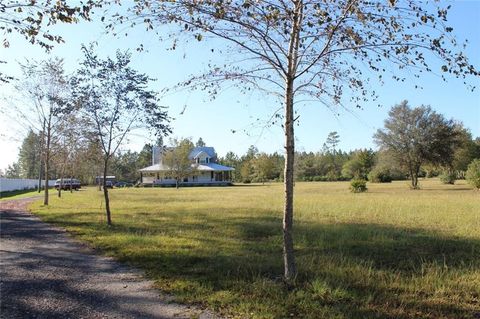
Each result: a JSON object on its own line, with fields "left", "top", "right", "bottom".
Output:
{"left": 38, "top": 119, "right": 45, "bottom": 193}
{"left": 283, "top": 78, "right": 297, "bottom": 282}
{"left": 409, "top": 167, "right": 419, "bottom": 189}
{"left": 98, "top": 169, "right": 102, "bottom": 191}
{"left": 282, "top": 0, "right": 302, "bottom": 283}
{"left": 58, "top": 178, "right": 62, "bottom": 198}
{"left": 43, "top": 118, "right": 51, "bottom": 206}
{"left": 58, "top": 163, "right": 66, "bottom": 198}
{"left": 37, "top": 159, "right": 43, "bottom": 193}
{"left": 103, "top": 158, "right": 112, "bottom": 225}
{"left": 43, "top": 155, "right": 49, "bottom": 205}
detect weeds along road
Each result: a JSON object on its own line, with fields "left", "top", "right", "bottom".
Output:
{"left": 0, "top": 198, "right": 219, "bottom": 319}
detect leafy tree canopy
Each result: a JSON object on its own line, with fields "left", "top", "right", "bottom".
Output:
{"left": 162, "top": 137, "right": 196, "bottom": 188}
{"left": 72, "top": 44, "right": 170, "bottom": 224}
{"left": 374, "top": 100, "right": 460, "bottom": 188}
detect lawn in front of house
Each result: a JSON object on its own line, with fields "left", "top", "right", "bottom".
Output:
{"left": 29, "top": 180, "right": 480, "bottom": 319}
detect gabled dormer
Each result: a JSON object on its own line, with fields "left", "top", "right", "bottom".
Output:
{"left": 194, "top": 151, "right": 211, "bottom": 164}
{"left": 189, "top": 147, "right": 217, "bottom": 164}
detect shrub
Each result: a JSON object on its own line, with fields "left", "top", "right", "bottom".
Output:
{"left": 368, "top": 167, "right": 392, "bottom": 183}
{"left": 350, "top": 179, "right": 367, "bottom": 193}
{"left": 326, "top": 171, "right": 339, "bottom": 181}
{"left": 466, "top": 159, "right": 480, "bottom": 189}
{"left": 425, "top": 167, "right": 440, "bottom": 178}
{"left": 439, "top": 171, "right": 456, "bottom": 184}
{"left": 390, "top": 169, "right": 407, "bottom": 181}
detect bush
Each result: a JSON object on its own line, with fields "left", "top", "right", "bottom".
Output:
{"left": 350, "top": 179, "right": 367, "bottom": 193}
{"left": 466, "top": 159, "right": 480, "bottom": 189}
{"left": 425, "top": 168, "right": 440, "bottom": 178}
{"left": 439, "top": 171, "right": 456, "bottom": 184}
{"left": 326, "top": 171, "right": 340, "bottom": 181}
{"left": 368, "top": 167, "right": 392, "bottom": 183}
{"left": 390, "top": 169, "right": 407, "bottom": 181}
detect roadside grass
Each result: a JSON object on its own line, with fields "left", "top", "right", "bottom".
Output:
{"left": 29, "top": 180, "right": 480, "bottom": 318}
{"left": 0, "top": 189, "right": 41, "bottom": 200}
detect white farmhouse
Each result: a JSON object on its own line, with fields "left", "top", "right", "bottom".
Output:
{"left": 139, "top": 146, "right": 235, "bottom": 186}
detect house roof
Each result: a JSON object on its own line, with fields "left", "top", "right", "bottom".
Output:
{"left": 197, "top": 163, "right": 235, "bottom": 171}
{"left": 139, "top": 163, "right": 170, "bottom": 172}
{"left": 139, "top": 162, "right": 234, "bottom": 172}
{"left": 189, "top": 147, "right": 216, "bottom": 159}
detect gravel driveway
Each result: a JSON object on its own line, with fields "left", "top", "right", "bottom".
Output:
{"left": 0, "top": 198, "right": 219, "bottom": 319}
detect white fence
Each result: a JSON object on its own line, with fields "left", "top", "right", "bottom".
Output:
{"left": 0, "top": 178, "right": 56, "bottom": 193}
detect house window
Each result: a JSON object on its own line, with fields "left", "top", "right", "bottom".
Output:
{"left": 211, "top": 171, "right": 214, "bottom": 180}
{"left": 206, "top": 157, "right": 209, "bottom": 163}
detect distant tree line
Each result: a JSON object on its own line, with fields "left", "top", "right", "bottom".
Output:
{"left": 218, "top": 146, "right": 418, "bottom": 184}
{"left": 6, "top": 115, "right": 480, "bottom": 189}
{"left": 217, "top": 124, "right": 479, "bottom": 186}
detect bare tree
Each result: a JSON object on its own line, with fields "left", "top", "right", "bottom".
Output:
{"left": 110, "top": 0, "right": 479, "bottom": 281}
{"left": 53, "top": 113, "right": 85, "bottom": 197}
{"left": 72, "top": 45, "right": 170, "bottom": 225}
{"left": 15, "top": 58, "right": 71, "bottom": 205}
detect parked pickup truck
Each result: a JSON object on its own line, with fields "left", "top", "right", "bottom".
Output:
{"left": 54, "top": 178, "right": 81, "bottom": 190}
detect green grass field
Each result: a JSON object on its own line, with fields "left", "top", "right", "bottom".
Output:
{"left": 29, "top": 180, "right": 479, "bottom": 319}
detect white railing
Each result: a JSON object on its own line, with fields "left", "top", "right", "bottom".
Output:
{"left": 0, "top": 178, "right": 56, "bottom": 193}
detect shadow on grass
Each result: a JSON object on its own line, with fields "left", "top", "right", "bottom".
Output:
{"left": 0, "top": 189, "right": 39, "bottom": 199}
{"left": 231, "top": 183, "right": 273, "bottom": 187}
{"left": 417, "top": 187, "right": 475, "bottom": 191}
{"left": 36, "top": 209, "right": 480, "bottom": 319}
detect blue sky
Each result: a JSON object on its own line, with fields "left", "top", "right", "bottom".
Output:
{"left": 0, "top": 1, "right": 479, "bottom": 171}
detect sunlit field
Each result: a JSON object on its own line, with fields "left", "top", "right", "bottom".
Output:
{"left": 29, "top": 180, "right": 480, "bottom": 319}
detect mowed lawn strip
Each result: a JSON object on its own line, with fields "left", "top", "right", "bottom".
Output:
{"left": 29, "top": 180, "right": 480, "bottom": 319}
